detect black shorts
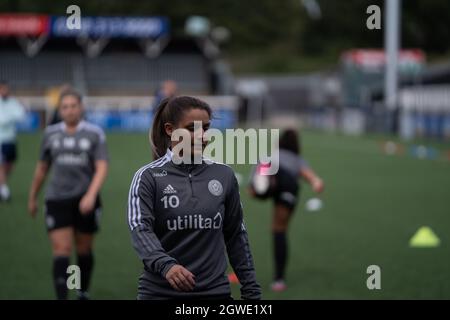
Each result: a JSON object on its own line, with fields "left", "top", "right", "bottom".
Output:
{"left": 44, "top": 196, "right": 102, "bottom": 233}
{"left": 0, "top": 142, "right": 17, "bottom": 163}
{"left": 273, "top": 168, "right": 299, "bottom": 211}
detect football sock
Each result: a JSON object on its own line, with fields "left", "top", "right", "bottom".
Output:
{"left": 53, "top": 256, "right": 70, "bottom": 300}
{"left": 77, "top": 251, "right": 94, "bottom": 293}
{"left": 273, "top": 232, "right": 288, "bottom": 281}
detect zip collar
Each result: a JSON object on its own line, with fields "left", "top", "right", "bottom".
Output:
{"left": 166, "top": 148, "right": 207, "bottom": 174}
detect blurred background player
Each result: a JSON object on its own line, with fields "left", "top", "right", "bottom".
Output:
{"left": 150, "top": 80, "right": 178, "bottom": 160}
{"left": 45, "top": 83, "right": 72, "bottom": 125}
{"left": 151, "top": 80, "right": 178, "bottom": 112}
{"left": 0, "top": 80, "right": 25, "bottom": 202}
{"left": 28, "top": 89, "right": 109, "bottom": 300}
{"left": 249, "top": 128, "right": 324, "bottom": 292}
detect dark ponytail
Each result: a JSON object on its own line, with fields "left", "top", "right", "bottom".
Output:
{"left": 150, "top": 96, "right": 212, "bottom": 159}
{"left": 279, "top": 128, "right": 301, "bottom": 155}
{"left": 150, "top": 98, "right": 170, "bottom": 158}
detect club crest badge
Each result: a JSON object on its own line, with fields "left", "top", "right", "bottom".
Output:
{"left": 79, "top": 138, "right": 91, "bottom": 151}
{"left": 208, "top": 179, "right": 223, "bottom": 196}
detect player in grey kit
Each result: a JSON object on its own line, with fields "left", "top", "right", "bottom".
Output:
{"left": 28, "top": 89, "right": 109, "bottom": 300}
{"left": 127, "top": 96, "right": 261, "bottom": 300}
{"left": 249, "top": 129, "right": 324, "bottom": 292}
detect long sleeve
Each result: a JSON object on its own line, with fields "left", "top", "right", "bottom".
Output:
{"left": 223, "top": 172, "right": 262, "bottom": 300}
{"left": 12, "top": 100, "right": 25, "bottom": 122}
{"left": 0, "top": 99, "right": 25, "bottom": 125}
{"left": 127, "top": 168, "right": 178, "bottom": 278}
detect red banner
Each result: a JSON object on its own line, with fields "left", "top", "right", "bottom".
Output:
{"left": 341, "top": 49, "right": 426, "bottom": 68}
{"left": 0, "top": 14, "right": 50, "bottom": 36}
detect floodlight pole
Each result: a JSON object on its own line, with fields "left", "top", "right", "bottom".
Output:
{"left": 384, "top": 0, "right": 401, "bottom": 111}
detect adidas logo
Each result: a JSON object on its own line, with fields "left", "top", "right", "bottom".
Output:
{"left": 163, "top": 184, "right": 177, "bottom": 194}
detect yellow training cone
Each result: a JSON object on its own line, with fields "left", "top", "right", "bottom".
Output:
{"left": 409, "top": 226, "right": 440, "bottom": 248}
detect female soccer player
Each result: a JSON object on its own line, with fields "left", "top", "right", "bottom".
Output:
{"left": 127, "top": 96, "right": 261, "bottom": 300}
{"left": 0, "top": 80, "right": 25, "bottom": 201}
{"left": 28, "top": 89, "right": 109, "bottom": 300}
{"left": 249, "top": 128, "right": 324, "bottom": 292}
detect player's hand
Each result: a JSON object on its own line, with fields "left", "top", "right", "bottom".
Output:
{"left": 28, "top": 198, "right": 38, "bottom": 218}
{"left": 79, "top": 193, "right": 96, "bottom": 215}
{"left": 312, "top": 178, "right": 324, "bottom": 193}
{"left": 165, "top": 264, "right": 195, "bottom": 292}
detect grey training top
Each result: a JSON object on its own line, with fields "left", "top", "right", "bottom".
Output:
{"left": 40, "top": 120, "right": 109, "bottom": 200}
{"left": 277, "top": 149, "right": 309, "bottom": 178}
{"left": 127, "top": 149, "right": 262, "bottom": 299}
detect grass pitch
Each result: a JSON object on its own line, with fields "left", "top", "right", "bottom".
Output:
{"left": 1, "top": 130, "right": 449, "bottom": 299}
